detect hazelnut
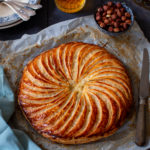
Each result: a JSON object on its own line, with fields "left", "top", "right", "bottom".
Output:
{"left": 102, "top": 12, "right": 107, "bottom": 16}
{"left": 120, "top": 23, "right": 123, "bottom": 26}
{"left": 117, "top": 10, "right": 122, "bottom": 17}
{"left": 114, "top": 22, "right": 119, "bottom": 28}
{"left": 104, "top": 19, "right": 109, "bottom": 24}
{"left": 123, "top": 23, "right": 128, "bottom": 29}
{"left": 125, "top": 12, "right": 131, "bottom": 18}
{"left": 114, "top": 27, "right": 120, "bottom": 32}
{"left": 111, "top": 14, "right": 117, "bottom": 20}
{"left": 111, "top": 20, "right": 115, "bottom": 26}
{"left": 97, "top": 7, "right": 103, "bottom": 12}
{"left": 116, "top": 2, "right": 122, "bottom": 8}
{"left": 106, "top": 14, "right": 111, "bottom": 18}
{"left": 126, "top": 19, "right": 131, "bottom": 25}
{"left": 103, "top": 5, "right": 109, "bottom": 11}
{"left": 110, "top": 7, "right": 114, "bottom": 12}
{"left": 107, "top": 1, "right": 113, "bottom": 7}
{"left": 120, "top": 7, "right": 125, "bottom": 13}
{"left": 107, "top": 9, "right": 113, "bottom": 15}
{"left": 108, "top": 17, "right": 112, "bottom": 22}
{"left": 115, "top": 8, "right": 119, "bottom": 12}
{"left": 99, "top": 22, "right": 106, "bottom": 28}
{"left": 96, "top": 12, "right": 100, "bottom": 16}
{"left": 96, "top": 15, "right": 101, "bottom": 21}
{"left": 121, "top": 16, "right": 126, "bottom": 21}
{"left": 102, "top": 16, "right": 106, "bottom": 21}
{"left": 108, "top": 26, "right": 113, "bottom": 32}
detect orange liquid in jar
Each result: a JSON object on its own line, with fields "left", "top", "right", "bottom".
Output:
{"left": 55, "top": 0, "right": 86, "bottom": 13}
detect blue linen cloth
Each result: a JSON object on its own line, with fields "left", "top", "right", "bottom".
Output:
{"left": 0, "top": 66, "right": 41, "bottom": 150}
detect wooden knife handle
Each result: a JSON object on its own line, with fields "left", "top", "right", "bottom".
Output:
{"left": 135, "top": 97, "right": 146, "bottom": 146}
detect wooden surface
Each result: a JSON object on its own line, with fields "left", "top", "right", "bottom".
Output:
{"left": 0, "top": 0, "right": 150, "bottom": 41}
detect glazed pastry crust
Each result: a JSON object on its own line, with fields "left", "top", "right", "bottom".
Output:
{"left": 18, "top": 42, "right": 133, "bottom": 144}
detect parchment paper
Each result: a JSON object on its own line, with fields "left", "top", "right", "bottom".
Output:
{"left": 0, "top": 15, "right": 149, "bottom": 150}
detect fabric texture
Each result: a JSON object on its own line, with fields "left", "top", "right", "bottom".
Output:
{"left": 0, "top": 66, "right": 41, "bottom": 150}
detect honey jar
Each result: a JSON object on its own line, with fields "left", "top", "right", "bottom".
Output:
{"left": 55, "top": 0, "right": 86, "bottom": 13}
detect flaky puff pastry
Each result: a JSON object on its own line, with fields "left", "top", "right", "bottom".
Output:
{"left": 18, "top": 42, "right": 133, "bottom": 144}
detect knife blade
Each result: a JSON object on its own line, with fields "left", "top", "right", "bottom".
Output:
{"left": 139, "top": 48, "right": 149, "bottom": 99}
{"left": 135, "top": 48, "right": 149, "bottom": 146}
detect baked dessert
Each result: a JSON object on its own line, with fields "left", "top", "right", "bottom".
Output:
{"left": 18, "top": 42, "right": 133, "bottom": 144}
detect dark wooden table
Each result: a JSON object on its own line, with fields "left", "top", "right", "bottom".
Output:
{"left": 0, "top": 0, "right": 150, "bottom": 41}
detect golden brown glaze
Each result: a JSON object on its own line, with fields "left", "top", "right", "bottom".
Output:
{"left": 18, "top": 42, "right": 133, "bottom": 144}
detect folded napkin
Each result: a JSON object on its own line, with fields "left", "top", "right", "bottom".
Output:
{"left": 0, "top": 66, "right": 41, "bottom": 150}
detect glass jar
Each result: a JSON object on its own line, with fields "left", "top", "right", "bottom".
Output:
{"left": 55, "top": 0, "right": 86, "bottom": 13}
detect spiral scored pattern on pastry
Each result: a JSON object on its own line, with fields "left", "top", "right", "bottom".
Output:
{"left": 18, "top": 42, "right": 133, "bottom": 144}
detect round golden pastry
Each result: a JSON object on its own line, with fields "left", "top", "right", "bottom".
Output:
{"left": 18, "top": 42, "right": 133, "bottom": 144}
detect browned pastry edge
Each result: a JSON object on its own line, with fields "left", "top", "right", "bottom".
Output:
{"left": 18, "top": 97, "right": 128, "bottom": 144}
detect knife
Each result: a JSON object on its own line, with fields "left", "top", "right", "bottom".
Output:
{"left": 135, "top": 48, "right": 149, "bottom": 146}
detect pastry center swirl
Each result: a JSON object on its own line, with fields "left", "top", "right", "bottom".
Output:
{"left": 69, "top": 79, "right": 86, "bottom": 94}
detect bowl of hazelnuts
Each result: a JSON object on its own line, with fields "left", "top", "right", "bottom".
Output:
{"left": 94, "top": 1, "right": 134, "bottom": 36}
